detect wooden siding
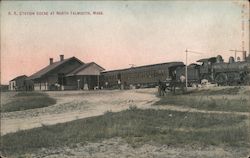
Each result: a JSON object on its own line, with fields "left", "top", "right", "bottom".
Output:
{"left": 33, "top": 59, "right": 82, "bottom": 91}
{"left": 101, "top": 62, "right": 183, "bottom": 88}
{"left": 75, "top": 64, "right": 102, "bottom": 76}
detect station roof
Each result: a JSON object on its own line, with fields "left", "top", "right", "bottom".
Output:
{"left": 66, "top": 62, "right": 105, "bottom": 76}
{"left": 10, "top": 75, "right": 27, "bottom": 81}
{"left": 28, "top": 57, "right": 83, "bottom": 80}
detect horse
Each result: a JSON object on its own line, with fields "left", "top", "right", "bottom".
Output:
{"left": 158, "top": 80, "right": 167, "bottom": 96}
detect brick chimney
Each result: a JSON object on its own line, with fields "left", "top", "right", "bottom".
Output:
{"left": 49, "top": 58, "right": 53, "bottom": 65}
{"left": 60, "top": 55, "right": 64, "bottom": 61}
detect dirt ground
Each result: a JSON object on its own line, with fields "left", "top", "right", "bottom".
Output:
{"left": 27, "top": 137, "right": 249, "bottom": 158}
{"left": 1, "top": 87, "right": 250, "bottom": 157}
{"left": 1, "top": 89, "right": 158, "bottom": 135}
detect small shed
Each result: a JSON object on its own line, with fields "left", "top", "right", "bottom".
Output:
{"left": 9, "top": 75, "right": 27, "bottom": 91}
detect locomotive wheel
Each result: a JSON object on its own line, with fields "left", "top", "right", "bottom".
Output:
{"left": 215, "top": 73, "right": 228, "bottom": 86}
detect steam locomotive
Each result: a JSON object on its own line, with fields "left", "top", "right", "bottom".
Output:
{"left": 172, "top": 53, "right": 250, "bottom": 86}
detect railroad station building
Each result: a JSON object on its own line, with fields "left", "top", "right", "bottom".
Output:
{"left": 28, "top": 55, "right": 105, "bottom": 91}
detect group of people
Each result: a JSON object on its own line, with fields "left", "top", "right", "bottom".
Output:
{"left": 105, "top": 79, "right": 126, "bottom": 90}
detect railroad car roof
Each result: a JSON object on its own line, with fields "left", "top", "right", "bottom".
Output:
{"left": 102, "top": 62, "right": 184, "bottom": 74}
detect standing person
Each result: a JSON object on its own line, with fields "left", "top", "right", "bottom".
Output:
{"left": 118, "top": 79, "right": 121, "bottom": 89}
{"left": 180, "top": 74, "right": 186, "bottom": 92}
{"left": 158, "top": 80, "right": 166, "bottom": 96}
{"left": 158, "top": 80, "right": 162, "bottom": 96}
{"left": 105, "top": 81, "right": 108, "bottom": 89}
{"left": 180, "top": 74, "right": 186, "bottom": 83}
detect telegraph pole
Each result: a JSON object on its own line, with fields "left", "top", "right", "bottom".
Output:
{"left": 184, "top": 49, "right": 202, "bottom": 88}
{"left": 249, "top": 0, "right": 250, "bottom": 56}
{"left": 185, "top": 49, "right": 188, "bottom": 88}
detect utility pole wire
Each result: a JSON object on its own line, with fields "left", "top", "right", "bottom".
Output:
{"left": 185, "top": 50, "right": 203, "bottom": 55}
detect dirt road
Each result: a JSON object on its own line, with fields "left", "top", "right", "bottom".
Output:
{"left": 1, "top": 89, "right": 158, "bottom": 135}
{"left": 2, "top": 88, "right": 250, "bottom": 135}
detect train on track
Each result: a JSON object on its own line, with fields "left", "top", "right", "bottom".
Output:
{"left": 173, "top": 54, "right": 250, "bottom": 86}
{"left": 100, "top": 62, "right": 184, "bottom": 89}
{"left": 100, "top": 53, "right": 250, "bottom": 89}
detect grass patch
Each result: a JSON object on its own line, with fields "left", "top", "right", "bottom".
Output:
{"left": 155, "top": 91, "right": 250, "bottom": 112}
{"left": 1, "top": 92, "right": 56, "bottom": 112}
{"left": 191, "top": 87, "right": 241, "bottom": 95}
{"left": 243, "top": 90, "right": 250, "bottom": 95}
{"left": 1, "top": 109, "right": 248, "bottom": 156}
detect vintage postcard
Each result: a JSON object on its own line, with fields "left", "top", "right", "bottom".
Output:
{"left": 1, "top": 0, "right": 250, "bottom": 157}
